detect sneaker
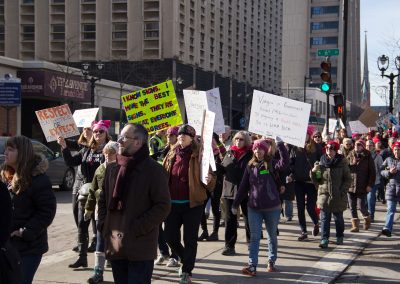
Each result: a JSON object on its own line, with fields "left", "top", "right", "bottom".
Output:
{"left": 166, "top": 258, "right": 179, "bottom": 267}
{"left": 207, "top": 231, "right": 219, "bottom": 241}
{"left": 312, "top": 224, "right": 320, "bottom": 237}
{"left": 180, "top": 272, "right": 192, "bottom": 284}
{"left": 297, "top": 233, "right": 308, "bottom": 241}
{"left": 154, "top": 254, "right": 168, "bottom": 265}
{"left": 242, "top": 265, "right": 257, "bottom": 276}
{"left": 336, "top": 237, "right": 344, "bottom": 245}
{"left": 267, "top": 261, "right": 276, "bottom": 272}
{"left": 382, "top": 228, "right": 392, "bottom": 237}
{"left": 319, "top": 239, "right": 329, "bottom": 248}
{"left": 221, "top": 247, "right": 236, "bottom": 256}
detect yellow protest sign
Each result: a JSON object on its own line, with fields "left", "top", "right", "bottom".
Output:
{"left": 122, "top": 80, "right": 183, "bottom": 134}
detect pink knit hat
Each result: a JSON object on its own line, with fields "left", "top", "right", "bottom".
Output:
{"left": 166, "top": 126, "right": 179, "bottom": 136}
{"left": 252, "top": 139, "right": 269, "bottom": 152}
{"left": 92, "top": 120, "right": 111, "bottom": 132}
{"left": 355, "top": 139, "right": 366, "bottom": 148}
{"left": 307, "top": 125, "right": 315, "bottom": 136}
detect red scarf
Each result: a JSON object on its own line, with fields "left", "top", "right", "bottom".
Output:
{"left": 231, "top": 145, "right": 250, "bottom": 161}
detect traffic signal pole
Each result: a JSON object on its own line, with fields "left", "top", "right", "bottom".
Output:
{"left": 326, "top": 91, "right": 330, "bottom": 138}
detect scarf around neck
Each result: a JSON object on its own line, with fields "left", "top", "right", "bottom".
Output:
{"left": 320, "top": 153, "right": 343, "bottom": 168}
{"left": 231, "top": 145, "right": 250, "bottom": 161}
{"left": 109, "top": 144, "right": 150, "bottom": 211}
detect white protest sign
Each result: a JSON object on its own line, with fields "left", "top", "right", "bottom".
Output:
{"left": 200, "top": 110, "right": 215, "bottom": 184}
{"left": 205, "top": 88, "right": 225, "bottom": 134}
{"left": 73, "top": 108, "right": 99, "bottom": 127}
{"left": 248, "top": 90, "right": 311, "bottom": 147}
{"left": 349, "top": 120, "right": 368, "bottom": 134}
{"left": 35, "top": 104, "right": 80, "bottom": 142}
{"left": 183, "top": 90, "right": 208, "bottom": 134}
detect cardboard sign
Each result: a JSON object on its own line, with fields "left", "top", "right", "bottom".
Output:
{"left": 73, "top": 108, "right": 99, "bottom": 127}
{"left": 349, "top": 120, "right": 368, "bottom": 134}
{"left": 200, "top": 110, "right": 215, "bottom": 184}
{"left": 248, "top": 90, "right": 311, "bottom": 147}
{"left": 121, "top": 80, "right": 183, "bottom": 134}
{"left": 183, "top": 88, "right": 225, "bottom": 135}
{"left": 358, "top": 107, "right": 379, "bottom": 127}
{"left": 35, "top": 104, "right": 80, "bottom": 142}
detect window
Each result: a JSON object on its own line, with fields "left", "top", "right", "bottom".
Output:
{"left": 52, "top": 0, "right": 64, "bottom": 3}
{"left": 0, "top": 25, "right": 4, "bottom": 41}
{"left": 311, "top": 21, "right": 339, "bottom": 30}
{"left": 311, "top": 6, "right": 339, "bottom": 15}
{"left": 82, "top": 24, "right": 95, "bottom": 40}
{"left": 144, "top": 22, "right": 159, "bottom": 39}
{"left": 51, "top": 24, "right": 65, "bottom": 40}
{"left": 22, "top": 25, "right": 34, "bottom": 40}
{"left": 23, "top": 0, "right": 34, "bottom": 4}
{"left": 310, "top": 36, "right": 338, "bottom": 46}
{"left": 113, "top": 22, "right": 127, "bottom": 39}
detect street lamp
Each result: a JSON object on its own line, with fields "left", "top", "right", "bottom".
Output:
{"left": 377, "top": 54, "right": 400, "bottom": 114}
{"left": 81, "top": 61, "right": 104, "bottom": 107}
{"left": 303, "top": 75, "right": 313, "bottom": 102}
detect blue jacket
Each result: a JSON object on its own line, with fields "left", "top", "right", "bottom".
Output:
{"left": 381, "top": 157, "right": 400, "bottom": 202}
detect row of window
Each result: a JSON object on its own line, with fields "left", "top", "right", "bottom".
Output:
{"left": 311, "top": 6, "right": 339, "bottom": 16}
{"left": 310, "top": 36, "right": 338, "bottom": 46}
{"left": 311, "top": 21, "right": 339, "bottom": 31}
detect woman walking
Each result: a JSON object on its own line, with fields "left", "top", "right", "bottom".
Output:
{"left": 311, "top": 141, "right": 351, "bottom": 248}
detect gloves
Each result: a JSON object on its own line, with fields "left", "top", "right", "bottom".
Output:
{"left": 84, "top": 210, "right": 93, "bottom": 222}
{"left": 231, "top": 207, "right": 238, "bottom": 215}
{"left": 275, "top": 136, "right": 283, "bottom": 144}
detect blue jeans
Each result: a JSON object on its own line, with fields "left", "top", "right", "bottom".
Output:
{"left": 383, "top": 200, "right": 398, "bottom": 232}
{"left": 96, "top": 229, "right": 104, "bottom": 252}
{"left": 367, "top": 184, "right": 380, "bottom": 219}
{"left": 247, "top": 207, "right": 281, "bottom": 267}
{"left": 111, "top": 259, "right": 153, "bottom": 284}
{"left": 21, "top": 255, "right": 42, "bottom": 284}
{"left": 320, "top": 210, "right": 344, "bottom": 240}
{"left": 283, "top": 200, "right": 293, "bottom": 219}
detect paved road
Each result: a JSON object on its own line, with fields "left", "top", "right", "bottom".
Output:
{"left": 33, "top": 191, "right": 399, "bottom": 284}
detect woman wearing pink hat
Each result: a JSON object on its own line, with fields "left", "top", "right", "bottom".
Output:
{"left": 57, "top": 120, "right": 111, "bottom": 269}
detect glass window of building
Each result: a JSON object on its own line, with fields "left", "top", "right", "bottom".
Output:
{"left": 82, "top": 24, "right": 96, "bottom": 40}
{"left": 22, "top": 25, "right": 35, "bottom": 40}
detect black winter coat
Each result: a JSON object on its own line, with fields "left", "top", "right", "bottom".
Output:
{"left": 0, "top": 181, "right": 12, "bottom": 247}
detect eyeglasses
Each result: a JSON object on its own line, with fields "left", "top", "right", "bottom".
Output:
{"left": 94, "top": 130, "right": 105, "bottom": 134}
{"left": 117, "top": 135, "right": 137, "bottom": 142}
{"left": 313, "top": 136, "right": 321, "bottom": 138}
{"left": 235, "top": 137, "right": 244, "bottom": 141}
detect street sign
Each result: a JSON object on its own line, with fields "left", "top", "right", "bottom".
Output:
{"left": 0, "top": 78, "right": 22, "bottom": 106}
{"left": 317, "top": 49, "right": 340, "bottom": 57}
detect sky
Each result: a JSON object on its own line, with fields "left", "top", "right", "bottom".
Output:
{"left": 360, "top": 0, "right": 400, "bottom": 106}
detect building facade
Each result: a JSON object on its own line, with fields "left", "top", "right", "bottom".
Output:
{"left": 282, "top": 0, "right": 361, "bottom": 116}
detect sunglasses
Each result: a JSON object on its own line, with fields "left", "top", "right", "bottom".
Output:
{"left": 235, "top": 137, "right": 244, "bottom": 141}
{"left": 313, "top": 135, "right": 321, "bottom": 138}
{"left": 94, "top": 130, "right": 105, "bottom": 134}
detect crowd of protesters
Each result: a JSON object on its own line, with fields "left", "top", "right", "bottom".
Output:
{"left": 1, "top": 122, "right": 399, "bottom": 284}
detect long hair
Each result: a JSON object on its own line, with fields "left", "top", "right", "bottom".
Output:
{"left": 88, "top": 133, "right": 112, "bottom": 150}
{"left": 304, "top": 136, "right": 316, "bottom": 154}
{"left": 77, "top": 131, "right": 90, "bottom": 146}
{"left": 0, "top": 136, "right": 35, "bottom": 194}
{"left": 248, "top": 149, "right": 273, "bottom": 171}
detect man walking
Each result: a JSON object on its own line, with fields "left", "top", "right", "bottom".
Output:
{"left": 98, "top": 123, "right": 171, "bottom": 284}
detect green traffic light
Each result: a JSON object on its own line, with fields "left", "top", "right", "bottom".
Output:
{"left": 320, "top": 82, "right": 330, "bottom": 92}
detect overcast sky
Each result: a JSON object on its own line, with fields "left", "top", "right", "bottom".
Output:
{"left": 361, "top": 0, "right": 400, "bottom": 106}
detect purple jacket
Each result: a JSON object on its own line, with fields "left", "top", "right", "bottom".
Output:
{"left": 233, "top": 142, "right": 289, "bottom": 210}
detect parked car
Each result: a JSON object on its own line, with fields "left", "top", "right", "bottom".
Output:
{"left": 0, "top": 137, "right": 75, "bottom": 191}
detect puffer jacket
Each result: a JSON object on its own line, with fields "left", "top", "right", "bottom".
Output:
{"left": 380, "top": 157, "right": 400, "bottom": 202}
{"left": 85, "top": 162, "right": 107, "bottom": 214}
{"left": 347, "top": 149, "right": 376, "bottom": 196}
{"left": 311, "top": 154, "right": 351, "bottom": 212}
{"left": 9, "top": 154, "right": 57, "bottom": 256}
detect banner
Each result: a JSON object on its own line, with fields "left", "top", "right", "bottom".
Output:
{"left": 73, "top": 108, "right": 99, "bottom": 127}
{"left": 376, "top": 113, "right": 397, "bottom": 130}
{"left": 349, "top": 120, "right": 368, "bottom": 134}
{"left": 183, "top": 88, "right": 225, "bottom": 135}
{"left": 200, "top": 110, "right": 216, "bottom": 184}
{"left": 121, "top": 80, "right": 183, "bottom": 134}
{"left": 35, "top": 104, "right": 80, "bottom": 142}
{"left": 248, "top": 90, "right": 311, "bottom": 147}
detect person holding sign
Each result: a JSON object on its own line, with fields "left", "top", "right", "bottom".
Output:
{"left": 57, "top": 120, "right": 111, "bottom": 269}
{"left": 163, "top": 124, "right": 216, "bottom": 284}
{"left": 232, "top": 138, "right": 289, "bottom": 275}
{"left": 220, "top": 131, "right": 253, "bottom": 256}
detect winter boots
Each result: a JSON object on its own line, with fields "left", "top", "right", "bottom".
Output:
{"left": 87, "top": 252, "right": 105, "bottom": 283}
{"left": 363, "top": 216, "right": 371, "bottom": 230}
{"left": 350, "top": 218, "right": 360, "bottom": 232}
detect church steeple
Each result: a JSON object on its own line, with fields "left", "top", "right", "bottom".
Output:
{"left": 361, "top": 31, "right": 370, "bottom": 109}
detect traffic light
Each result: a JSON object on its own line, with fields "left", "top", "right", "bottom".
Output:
{"left": 333, "top": 94, "right": 344, "bottom": 118}
{"left": 320, "top": 59, "right": 331, "bottom": 93}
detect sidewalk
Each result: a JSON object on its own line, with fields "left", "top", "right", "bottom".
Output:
{"left": 34, "top": 192, "right": 397, "bottom": 284}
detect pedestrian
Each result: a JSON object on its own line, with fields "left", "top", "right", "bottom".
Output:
{"left": 97, "top": 123, "right": 171, "bottom": 284}
{"left": 163, "top": 124, "right": 216, "bottom": 284}
{"left": 347, "top": 139, "right": 375, "bottom": 232}
{"left": 233, "top": 138, "right": 289, "bottom": 276}
{"left": 339, "top": 138, "right": 353, "bottom": 160}
{"left": 311, "top": 141, "right": 351, "bottom": 248}
{"left": 366, "top": 140, "right": 383, "bottom": 222}
{"left": 57, "top": 120, "right": 111, "bottom": 268}
{"left": 84, "top": 141, "right": 119, "bottom": 284}
{"left": 380, "top": 141, "right": 400, "bottom": 237}
{"left": 288, "top": 126, "right": 322, "bottom": 241}
{"left": 149, "top": 129, "right": 166, "bottom": 160}
{"left": 280, "top": 143, "right": 295, "bottom": 222}
{"left": 220, "top": 131, "right": 253, "bottom": 255}
{"left": 312, "top": 131, "right": 326, "bottom": 151}
{"left": 0, "top": 136, "right": 56, "bottom": 284}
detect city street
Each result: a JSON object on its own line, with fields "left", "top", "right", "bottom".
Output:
{"left": 33, "top": 190, "right": 400, "bottom": 284}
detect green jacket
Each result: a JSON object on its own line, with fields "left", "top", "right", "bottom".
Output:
{"left": 85, "top": 163, "right": 106, "bottom": 212}
{"left": 311, "top": 155, "right": 351, "bottom": 213}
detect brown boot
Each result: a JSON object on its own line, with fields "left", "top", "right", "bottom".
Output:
{"left": 363, "top": 216, "right": 371, "bottom": 230}
{"left": 350, "top": 218, "right": 360, "bottom": 232}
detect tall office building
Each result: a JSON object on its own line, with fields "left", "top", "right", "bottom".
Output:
{"left": 282, "top": 0, "right": 361, "bottom": 111}
{"left": 0, "top": 0, "right": 283, "bottom": 128}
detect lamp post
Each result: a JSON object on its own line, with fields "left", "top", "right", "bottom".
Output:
{"left": 81, "top": 61, "right": 104, "bottom": 108}
{"left": 303, "top": 75, "right": 312, "bottom": 102}
{"left": 377, "top": 55, "right": 400, "bottom": 114}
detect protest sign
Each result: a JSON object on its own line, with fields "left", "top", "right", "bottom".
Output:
{"left": 349, "top": 120, "right": 368, "bottom": 134}
{"left": 376, "top": 113, "right": 397, "bottom": 130}
{"left": 358, "top": 107, "right": 379, "bottom": 127}
{"left": 205, "top": 88, "right": 225, "bottom": 134}
{"left": 121, "top": 80, "right": 183, "bottom": 134}
{"left": 35, "top": 104, "right": 79, "bottom": 142}
{"left": 73, "top": 108, "right": 99, "bottom": 127}
{"left": 248, "top": 90, "right": 311, "bottom": 147}
{"left": 200, "top": 110, "right": 215, "bottom": 184}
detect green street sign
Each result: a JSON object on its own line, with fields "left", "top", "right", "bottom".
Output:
{"left": 317, "top": 49, "right": 339, "bottom": 57}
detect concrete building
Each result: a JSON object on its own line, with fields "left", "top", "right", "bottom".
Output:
{"left": 0, "top": 0, "right": 283, "bottom": 129}
{"left": 282, "top": 0, "right": 361, "bottom": 116}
